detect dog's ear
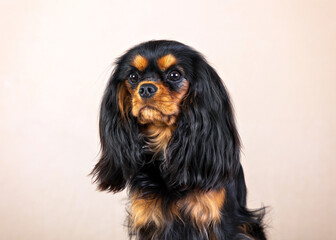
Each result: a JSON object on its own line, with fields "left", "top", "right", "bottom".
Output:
{"left": 165, "top": 56, "right": 241, "bottom": 190}
{"left": 91, "top": 64, "right": 142, "bottom": 192}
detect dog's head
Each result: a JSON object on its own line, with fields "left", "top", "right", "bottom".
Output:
{"left": 92, "top": 40, "right": 240, "bottom": 192}
{"left": 124, "top": 52, "right": 189, "bottom": 126}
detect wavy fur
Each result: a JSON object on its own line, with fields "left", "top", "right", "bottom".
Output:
{"left": 91, "top": 40, "right": 266, "bottom": 240}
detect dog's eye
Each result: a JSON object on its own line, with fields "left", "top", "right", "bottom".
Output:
{"left": 167, "top": 71, "right": 181, "bottom": 81}
{"left": 129, "top": 73, "right": 138, "bottom": 82}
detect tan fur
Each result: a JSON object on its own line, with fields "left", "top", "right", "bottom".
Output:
{"left": 130, "top": 193, "right": 164, "bottom": 231}
{"left": 132, "top": 55, "right": 149, "bottom": 71}
{"left": 130, "top": 80, "right": 189, "bottom": 122}
{"left": 144, "top": 124, "right": 176, "bottom": 152}
{"left": 142, "top": 122, "right": 175, "bottom": 154}
{"left": 129, "top": 189, "right": 225, "bottom": 236}
{"left": 118, "top": 83, "right": 131, "bottom": 120}
{"left": 169, "top": 201, "right": 183, "bottom": 223}
{"left": 126, "top": 79, "right": 189, "bottom": 152}
{"left": 157, "top": 54, "right": 177, "bottom": 71}
{"left": 177, "top": 188, "right": 226, "bottom": 230}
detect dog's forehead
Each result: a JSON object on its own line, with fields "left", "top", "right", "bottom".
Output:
{"left": 130, "top": 52, "right": 178, "bottom": 72}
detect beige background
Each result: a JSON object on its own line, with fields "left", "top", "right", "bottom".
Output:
{"left": 1, "top": 0, "right": 335, "bottom": 239}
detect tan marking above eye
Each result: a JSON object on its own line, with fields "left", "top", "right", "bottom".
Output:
{"left": 132, "top": 55, "right": 148, "bottom": 71}
{"left": 157, "top": 54, "right": 177, "bottom": 71}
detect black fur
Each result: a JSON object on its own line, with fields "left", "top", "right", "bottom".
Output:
{"left": 92, "top": 40, "right": 266, "bottom": 239}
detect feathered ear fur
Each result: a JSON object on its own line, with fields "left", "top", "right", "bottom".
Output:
{"left": 91, "top": 66, "right": 142, "bottom": 192}
{"left": 165, "top": 56, "right": 241, "bottom": 191}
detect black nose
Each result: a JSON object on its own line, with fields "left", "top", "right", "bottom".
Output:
{"left": 138, "top": 83, "right": 158, "bottom": 98}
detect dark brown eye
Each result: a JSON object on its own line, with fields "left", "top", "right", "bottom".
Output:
{"left": 129, "top": 73, "right": 138, "bottom": 82}
{"left": 167, "top": 71, "right": 181, "bottom": 81}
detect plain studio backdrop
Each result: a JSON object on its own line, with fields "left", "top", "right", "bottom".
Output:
{"left": 1, "top": 0, "right": 335, "bottom": 239}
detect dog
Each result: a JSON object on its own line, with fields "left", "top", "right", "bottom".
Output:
{"left": 91, "top": 40, "right": 266, "bottom": 240}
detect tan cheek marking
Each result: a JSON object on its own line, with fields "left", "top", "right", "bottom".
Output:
{"left": 157, "top": 54, "right": 177, "bottom": 71}
{"left": 126, "top": 81, "right": 143, "bottom": 117}
{"left": 130, "top": 193, "right": 164, "bottom": 231}
{"left": 151, "top": 80, "right": 189, "bottom": 117}
{"left": 171, "top": 80, "right": 189, "bottom": 107}
{"left": 177, "top": 188, "right": 225, "bottom": 230}
{"left": 132, "top": 54, "right": 149, "bottom": 71}
{"left": 152, "top": 81, "right": 176, "bottom": 114}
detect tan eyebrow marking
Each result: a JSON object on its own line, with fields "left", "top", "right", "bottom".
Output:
{"left": 157, "top": 54, "right": 177, "bottom": 71}
{"left": 132, "top": 55, "right": 149, "bottom": 71}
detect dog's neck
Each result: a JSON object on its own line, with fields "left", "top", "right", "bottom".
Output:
{"left": 143, "top": 123, "right": 176, "bottom": 153}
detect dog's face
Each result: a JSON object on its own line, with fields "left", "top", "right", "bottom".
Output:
{"left": 118, "top": 49, "right": 191, "bottom": 126}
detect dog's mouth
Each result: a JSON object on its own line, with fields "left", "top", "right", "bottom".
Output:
{"left": 140, "top": 105, "right": 163, "bottom": 114}
{"left": 138, "top": 106, "right": 176, "bottom": 125}
{"left": 139, "top": 106, "right": 164, "bottom": 120}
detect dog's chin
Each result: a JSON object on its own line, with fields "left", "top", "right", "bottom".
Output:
{"left": 137, "top": 106, "right": 176, "bottom": 126}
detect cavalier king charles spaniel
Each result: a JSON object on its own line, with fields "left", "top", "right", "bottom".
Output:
{"left": 92, "top": 40, "right": 266, "bottom": 240}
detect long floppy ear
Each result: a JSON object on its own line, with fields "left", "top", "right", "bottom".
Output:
{"left": 91, "top": 66, "right": 142, "bottom": 192}
{"left": 165, "top": 56, "right": 241, "bottom": 191}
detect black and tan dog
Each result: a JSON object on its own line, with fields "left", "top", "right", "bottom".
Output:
{"left": 92, "top": 40, "right": 266, "bottom": 240}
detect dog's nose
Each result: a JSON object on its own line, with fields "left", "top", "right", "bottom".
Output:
{"left": 138, "top": 83, "right": 158, "bottom": 98}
